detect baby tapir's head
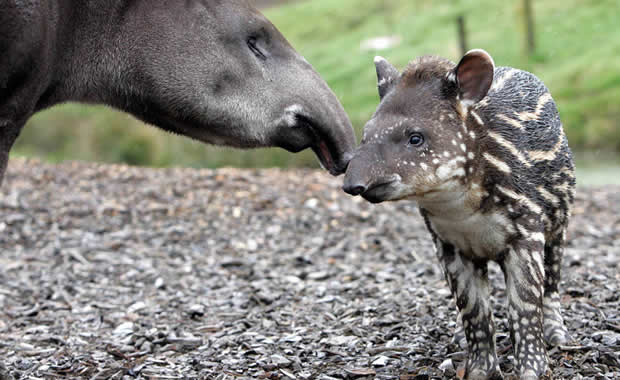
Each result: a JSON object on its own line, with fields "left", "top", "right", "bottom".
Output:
{"left": 343, "top": 50, "right": 495, "bottom": 203}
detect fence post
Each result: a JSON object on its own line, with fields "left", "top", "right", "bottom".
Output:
{"left": 457, "top": 15, "right": 467, "bottom": 56}
{"left": 523, "top": 0, "right": 536, "bottom": 55}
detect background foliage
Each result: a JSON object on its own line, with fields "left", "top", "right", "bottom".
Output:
{"left": 13, "top": 0, "right": 620, "bottom": 170}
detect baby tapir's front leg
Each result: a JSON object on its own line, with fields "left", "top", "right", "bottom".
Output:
{"left": 436, "top": 240, "right": 503, "bottom": 380}
{"left": 501, "top": 238, "right": 549, "bottom": 379}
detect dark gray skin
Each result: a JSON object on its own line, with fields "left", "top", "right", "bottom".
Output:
{"left": 0, "top": 0, "right": 356, "bottom": 185}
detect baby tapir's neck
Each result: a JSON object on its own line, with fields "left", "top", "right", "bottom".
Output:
{"left": 419, "top": 181, "right": 515, "bottom": 260}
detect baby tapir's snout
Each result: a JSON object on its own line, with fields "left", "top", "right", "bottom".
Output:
{"left": 341, "top": 170, "right": 368, "bottom": 196}
{"left": 343, "top": 145, "right": 378, "bottom": 196}
{"left": 343, "top": 143, "right": 402, "bottom": 202}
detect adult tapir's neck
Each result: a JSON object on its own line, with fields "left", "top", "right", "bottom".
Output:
{"left": 36, "top": 0, "right": 152, "bottom": 111}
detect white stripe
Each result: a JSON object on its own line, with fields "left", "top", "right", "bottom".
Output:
{"left": 528, "top": 134, "right": 564, "bottom": 162}
{"left": 518, "top": 93, "right": 553, "bottom": 121}
{"left": 496, "top": 185, "right": 543, "bottom": 214}
{"left": 491, "top": 69, "right": 517, "bottom": 92}
{"left": 487, "top": 131, "right": 532, "bottom": 167}
{"left": 470, "top": 110, "right": 484, "bottom": 126}
{"left": 537, "top": 186, "right": 560, "bottom": 205}
{"left": 497, "top": 114, "right": 525, "bottom": 130}
{"left": 483, "top": 152, "right": 511, "bottom": 173}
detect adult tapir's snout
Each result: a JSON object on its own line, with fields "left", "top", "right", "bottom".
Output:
{"left": 250, "top": 24, "right": 357, "bottom": 176}
{"left": 269, "top": 57, "right": 357, "bottom": 176}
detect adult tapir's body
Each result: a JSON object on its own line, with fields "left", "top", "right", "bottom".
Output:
{"left": 0, "top": 0, "right": 355, "bottom": 185}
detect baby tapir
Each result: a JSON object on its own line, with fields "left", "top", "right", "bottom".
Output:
{"left": 343, "top": 49, "right": 576, "bottom": 379}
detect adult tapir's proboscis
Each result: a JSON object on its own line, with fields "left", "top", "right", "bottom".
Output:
{"left": 0, "top": 0, "right": 356, "bottom": 184}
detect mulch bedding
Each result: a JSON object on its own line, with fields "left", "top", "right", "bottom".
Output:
{"left": 0, "top": 158, "right": 618, "bottom": 380}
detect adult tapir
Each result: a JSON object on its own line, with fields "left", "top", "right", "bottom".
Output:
{"left": 0, "top": 0, "right": 356, "bottom": 185}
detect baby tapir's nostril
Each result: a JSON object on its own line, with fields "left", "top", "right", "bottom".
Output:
{"left": 342, "top": 183, "right": 367, "bottom": 196}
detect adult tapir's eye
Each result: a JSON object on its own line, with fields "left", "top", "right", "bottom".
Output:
{"left": 247, "top": 36, "right": 267, "bottom": 60}
{"left": 409, "top": 133, "right": 425, "bottom": 147}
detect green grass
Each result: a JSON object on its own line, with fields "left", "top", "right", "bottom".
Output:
{"left": 13, "top": 0, "right": 620, "bottom": 173}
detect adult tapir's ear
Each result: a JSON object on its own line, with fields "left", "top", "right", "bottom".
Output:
{"left": 375, "top": 56, "right": 399, "bottom": 100}
{"left": 453, "top": 49, "right": 495, "bottom": 104}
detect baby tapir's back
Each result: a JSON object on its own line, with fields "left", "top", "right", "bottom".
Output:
{"left": 474, "top": 66, "right": 576, "bottom": 237}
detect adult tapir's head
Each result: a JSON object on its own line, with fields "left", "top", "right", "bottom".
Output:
{"left": 73, "top": 0, "right": 355, "bottom": 174}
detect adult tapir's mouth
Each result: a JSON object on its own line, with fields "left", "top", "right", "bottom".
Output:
{"left": 273, "top": 103, "right": 355, "bottom": 176}
{"left": 311, "top": 140, "right": 337, "bottom": 175}
{"left": 296, "top": 114, "right": 350, "bottom": 176}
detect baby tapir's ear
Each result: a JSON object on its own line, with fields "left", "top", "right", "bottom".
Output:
{"left": 454, "top": 49, "right": 495, "bottom": 104}
{"left": 374, "top": 56, "right": 399, "bottom": 99}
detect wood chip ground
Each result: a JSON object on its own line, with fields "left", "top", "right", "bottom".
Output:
{"left": 0, "top": 159, "right": 618, "bottom": 379}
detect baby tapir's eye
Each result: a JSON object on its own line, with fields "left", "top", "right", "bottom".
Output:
{"left": 409, "top": 133, "right": 425, "bottom": 147}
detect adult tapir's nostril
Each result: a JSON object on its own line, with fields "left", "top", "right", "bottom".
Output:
{"left": 342, "top": 183, "right": 367, "bottom": 196}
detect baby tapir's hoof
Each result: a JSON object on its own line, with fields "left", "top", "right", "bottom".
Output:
{"left": 452, "top": 327, "right": 468, "bottom": 350}
{"left": 543, "top": 307, "right": 573, "bottom": 346}
{"left": 544, "top": 324, "right": 573, "bottom": 346}
{"left": 518, "top": 369, "right": 551, "bottom": 380}
{"left": 467, "top": 368, "right": 504, "bottom": 380}
{"left": 543, "top": 293, "right": 573, "bottom": 347}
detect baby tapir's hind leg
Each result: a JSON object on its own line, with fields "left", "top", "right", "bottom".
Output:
{"left": 501, "top": 241, "right": 549, "bottom": 379}
{"left": 437, "top": 241, "right": 502, "bottom": 380}
{"left": 543, "top": 230, "right": 572, "bottom": 346}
